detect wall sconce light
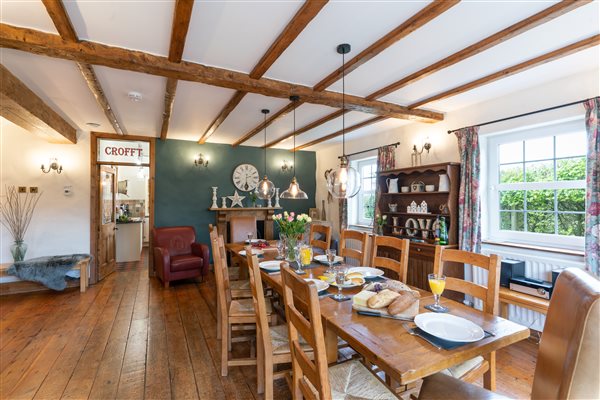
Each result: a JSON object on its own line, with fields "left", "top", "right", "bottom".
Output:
{"left": 194, "top": 153, "right": 209, "bottom": 168}
{"left": 281, "top": 160, "right": 294, "bottom": 173}
{"left": 41, "top": 158, "right": 63, "bottom": 174}
{"left": 411, "top": 139, "right": 431, "bottom": 167}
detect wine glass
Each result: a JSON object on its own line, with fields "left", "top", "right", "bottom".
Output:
{"left": 325, "top": 249, "right": 336, "bottom": 276}
{"left": 293, "top": 244, "right": 305, "bottom": 274}
{"left": 275, "top": 240, "right": 285, "bottom": 260}
{"left": 333, "top": 265, "right": 348, "bottom": 300}
{"left": 425, "top": 273, "right": 449, "bottom": 313}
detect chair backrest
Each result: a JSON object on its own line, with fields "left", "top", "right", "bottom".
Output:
{"left": 531, "top": 268, "right": 600, "bottom": 400}
{"left": 309, "top": 224, "right": 332, "bottom": 254}
{"left": 245, "top": 249, "right": 273, "bottom": 359}
{"left": 370, "top": 236, "right": 410, "bottom": 282}
{"left": 209, "top": 228, "right": 232, "bottom": 316}
{"left": 340, "top": 229, "right": 369, "bottom": 266}
{"left": 153, "top": 226, "right": 196, "bottom": 257}
{"left": 433, "top": 247, "right": 500, "bottom": 315}
{"left": 230, "top": 216, "right": 257, "bottom": 243}
{"left": 281, "top": 264, "right": 331, "bottom": 400}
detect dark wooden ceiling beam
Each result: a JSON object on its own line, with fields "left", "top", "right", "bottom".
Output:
{"left": 0, "top": 23, "right": 444, "bottom": 123}
{"left": 409, "top": 34, "right": 600, "bottom": 109}
{"left": 1, "top": 64, "right": 77, "bottom": 143}
{"left": 41, "top": 0, "right": 124, "bottom": 135}
{"left": 198, "top": 0, "right": 328, "bottom": 144}
{"left": 160, "top": 0, "right": 194, "bottom": 140}
{"left": 253, "top": 0, "right": 460, "bottom": 148}
{"left": 272, "top": 0, "right": 589, "bottom": 148}
{"left": 264, "top": 109, "right": 346, "bottom": 147}
{"left": 293, "top": 116, "right": 386, "bottom": 151}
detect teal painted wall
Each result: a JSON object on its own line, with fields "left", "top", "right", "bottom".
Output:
{"left": 155, "top": 139, "right": 316, "bottom": 247}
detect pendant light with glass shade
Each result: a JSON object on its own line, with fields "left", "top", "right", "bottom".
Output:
{"left": 327, "top": 43, "right": 360, "bottom": 199}
{"left": 256, "top": 109, "right": 275, "bottom": 200}
{"left": 280, "top": 95, "right": 308, "bottom": 200}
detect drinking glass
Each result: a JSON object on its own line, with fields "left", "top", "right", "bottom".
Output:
{"left": 301, "top": 246, "right": 313, "bottom": 267}
{"left": 293, "top": 244, "right": 305, "bottom": 274}
{"left": 325, "top": 249, "right": 337, "bottom": 276}
{"left": 275, "top": 240, "right": 285, "bottom": 260}
{"left": 247, "top": 232, "right": 253, "bottom": 243}
{"left": 425, "top": 273, "right": 449, "bottom": 313}
{"left": 333, "top": 265, "right": 348, "bottom": 300}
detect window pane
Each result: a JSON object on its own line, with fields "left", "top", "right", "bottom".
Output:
{"left": 362, "top": 194, "right": 375, "bottom": 220}
{"left": 527, "top": 212, "right": 555, "bottom": 234}
{"left": 499, "top": 190, "right": 524, "bottom": 210}
{"left": 500, "top": 211, "right": 524, "bottom": 232}
{"left": 361, "top": 165, "right": 373, "bottom": 178}
{"left": 526, "top": 190, "right": 554, "bottom": 211}
{"left": 499, "top": 163, "right": 523, "bottom": 183}
{"left": 557, "top": 213, "right": 585, "bottom": 236}
{"left": 557, "top": 157, "right": 586, "bottom": 181}
{"left": 556, "top": 132, "right": 585, "bottom": 158}
{"left": 557, "top": 189, "right": 585, "bottom": 212}
{"left": 525, "top": 160, "right": 553, "bottom": 182}
{"left": 525, "top": 136, "right": 553, "bottom": 161}
{"left": 499, "top": 141, "right": 523, "bottom": 164}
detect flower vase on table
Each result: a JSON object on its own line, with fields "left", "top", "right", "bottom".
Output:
{"left": 273, "top": 211, "right": 312, "bottom": 264}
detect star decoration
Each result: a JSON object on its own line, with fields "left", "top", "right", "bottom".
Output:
{"left": 228, "top": 190, "right": 245, "bottom": 208}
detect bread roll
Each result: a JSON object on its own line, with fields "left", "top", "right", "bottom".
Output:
{"left": 388, "top": 290, "right": 420, "bottom": 315}
{"left": 367, "top": 289, "right": 400, "bottom": 309}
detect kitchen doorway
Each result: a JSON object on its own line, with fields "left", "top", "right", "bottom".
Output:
{"left": 90, "top": 132, "right": 155, "bottom": 284}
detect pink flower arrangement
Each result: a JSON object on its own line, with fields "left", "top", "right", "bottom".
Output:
{"left": 273, "top": 211, "right": 312, "bottom": 237}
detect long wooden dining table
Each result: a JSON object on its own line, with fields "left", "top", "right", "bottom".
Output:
{"left": 226, "top": 242, "right": 530, "bottom": 389}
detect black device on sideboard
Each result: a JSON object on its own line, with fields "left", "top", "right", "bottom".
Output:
{"left": 500, "top": 259, "right": 526, "bottom": 287}
{"left": 509, "top": 276, "right": 554, "bottom": 300}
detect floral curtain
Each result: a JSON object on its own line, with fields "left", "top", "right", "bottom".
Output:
{"left": 455, "top": 126, "right": 481, "bottom": 253}
{"left": 584, "top": 97, "right": 599, "bottom": 277}
{"left": 372, "top": 145, "right": 397, "bottom": 227}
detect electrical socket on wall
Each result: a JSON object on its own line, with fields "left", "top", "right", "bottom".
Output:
{"left": 29, "top": 187, "right": 38, "bottom": 193}
{"left": 18, "top": 186, "right": 27, "bottom": 193}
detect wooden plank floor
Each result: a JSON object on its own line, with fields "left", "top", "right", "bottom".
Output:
{"left": 0, "top": 251, "right": 538, "bottom": 399}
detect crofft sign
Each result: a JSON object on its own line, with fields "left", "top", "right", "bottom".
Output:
{"left": 97, "top": 139, "right": 150, "bottom": 164}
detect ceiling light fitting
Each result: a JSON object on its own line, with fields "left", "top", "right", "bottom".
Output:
{"left": 326, "top": 43, "right": 360, "bottom": 199}
{"left": 256, "top": 109, "right": 275, "bottom": 200}
{"left": 85, "top": 122, "right": 101, "bottom": 128}
{"left": 128, "top": 91, "right": 142, "bottom": 102}
{"left": 281, "top": 95, "right": 308, "bottom": 200}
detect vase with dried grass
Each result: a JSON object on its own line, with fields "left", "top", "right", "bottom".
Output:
{"left": 0, "top": 186, "right": 42, "bottom": 262}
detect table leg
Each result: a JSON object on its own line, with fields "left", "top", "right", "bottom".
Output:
{"left": 483, "top": 351, "right": 496, "bottom": 391}
{"left": 324, "top": 324, "right": 338, "bottom": 363}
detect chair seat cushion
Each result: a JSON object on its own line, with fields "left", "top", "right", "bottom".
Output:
{"left": 170, "top": 254, "right": 203, "bottom": 272}
{"left": 441, "top": 356, "right": 485, "bottom": 379}
{"left": 229, "top": 298, "right": 272, "bottom": 317}
{"left": 326, "top": 359, "right": 397, "bottom": 399}
{"left": 418, "top": 372, "right": 510, "bottom": 400}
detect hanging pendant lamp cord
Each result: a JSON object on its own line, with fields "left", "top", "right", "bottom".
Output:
{"left": 342, "top": 51, "right": 346, "bottom": 157}
{"left": 293, "top": 100, "right": 296, "bottom": 171}
{"left": 263, "top": 113, "right": 267, "bottom": 176}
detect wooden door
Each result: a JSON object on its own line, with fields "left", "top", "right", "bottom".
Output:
{"left": 98, "top": 165, "right": 117, "bottom": 280}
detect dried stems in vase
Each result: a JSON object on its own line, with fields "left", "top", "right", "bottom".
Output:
{"left": 0, "top": 186, "right": 43, "bottom": 243}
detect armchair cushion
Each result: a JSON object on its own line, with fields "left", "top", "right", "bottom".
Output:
{"left": 170, "top": 254, "right": 203, "bottom": 272}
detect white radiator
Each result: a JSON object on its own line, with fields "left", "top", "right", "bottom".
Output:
{"left": 475, "top": 246, "right": 584, "bottom": 332}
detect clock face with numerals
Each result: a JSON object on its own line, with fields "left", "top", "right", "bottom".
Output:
{"left": 232, "top": 164, "right": 260, "bottom": 192}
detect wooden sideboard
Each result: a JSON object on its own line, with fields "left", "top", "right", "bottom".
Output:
{"left": 209, "top": 207, "right": 281, "bottom": 241}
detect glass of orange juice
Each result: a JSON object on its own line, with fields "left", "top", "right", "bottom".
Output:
{"left": 426, "top": 273, "right": 449, "bottom": 313}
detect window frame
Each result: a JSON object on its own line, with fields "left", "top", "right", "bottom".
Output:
{"left": 349, "top": 156, "right": 378, "bottom": 227}
{"left": 485, "top": 119, "right": 585, "bottom": 250}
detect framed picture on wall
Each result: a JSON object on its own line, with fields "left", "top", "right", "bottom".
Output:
{"left": 309, "top": 208, "right": 320, "bottom": 221}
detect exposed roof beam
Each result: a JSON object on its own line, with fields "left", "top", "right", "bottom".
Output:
{"left": 160, "top": 0, "right": 194, "bottom": 140}
{"left": 1, "top": 64, "right": 77, "bottom": 144}
{"left": 408, "top": 34, "right": 600, "bottom": 109}
{"left": 41, "top": 0, "right": 124, "bottom": 135}
{"left": 294, "top": 116, "right": 386, "bottom": 151}
{"left": 0, "top": 24, "right": 444, "bottom": 123}
{"left": 264, "top": 109, "right": 346, "bottom": 147}
{"left": 275, "top": 0, "right": 588, "bottom": 148}
{"left": 198, "top": 0, "right": 328, "bottom": 144}
{"left": 250, "top": 0, "right": 460, "bottom": 148}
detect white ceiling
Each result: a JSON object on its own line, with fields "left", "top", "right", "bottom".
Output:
{"left": 1, "top": 0, "right": 598, "bottom": 149}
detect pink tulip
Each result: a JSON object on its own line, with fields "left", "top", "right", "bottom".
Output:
{"left": 287, "top": 216, "right": 294, "bottom": 222}
{"left": 290, "top": 212, "right": 295, "bottom": 217}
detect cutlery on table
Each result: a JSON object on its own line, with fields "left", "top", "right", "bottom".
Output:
{"left": 401, "top": 322, "right": 442, "bottom": 350}
{"left": 357, "top": 311, "right": 414, "bottom": 321}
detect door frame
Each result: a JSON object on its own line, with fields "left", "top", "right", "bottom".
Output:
{"left": 90, "top": 131, "right": 156, "bottom": 284}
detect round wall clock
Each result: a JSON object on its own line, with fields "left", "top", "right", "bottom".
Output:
{"left": 232, "top": 163, "right": 260, "bottom": 192}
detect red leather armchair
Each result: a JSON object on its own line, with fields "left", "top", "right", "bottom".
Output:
{"left": 152, "top": 226, "right": 209, "bottom": 288}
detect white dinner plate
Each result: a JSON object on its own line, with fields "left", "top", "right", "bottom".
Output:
{"left": 347, "top": 267, "right": 384, "bottom": 278}
{"left": 330, "top": 277, "right": 365, "bottom": 289}
{"left": 305, "top": 278, "right": 329, "bottom": 292}
{"left": 239, "top": 249, "right": 264, "bottom": 257}
{"left": 245, "top": 239, "right": 263, "bottom": 244}
{"left": 314, "top": 255, "right": 343, "bottom": 264}
{"left": 414, "top": 313, "right": 485, "bottom": 343}
{"left": 259, "top": 260, "right": 281, "bottom": 272}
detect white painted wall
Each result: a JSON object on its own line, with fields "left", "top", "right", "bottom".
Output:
{"left": 0, "top": 118, "right": 90, "bottom": 263}
{"left": 316, "top": 68, "right": 599, "bottom": 239}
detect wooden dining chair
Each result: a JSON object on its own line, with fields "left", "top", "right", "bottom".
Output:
{"left": 280, "top": 263, "right": 399, "bottom": 399}
{"left": 340, "top": 229, "right": 369, "bottom": 266}
{"left": 211, "top": 232, "right": 275, "bottom": 376}
{"left": 308, "top": 223, "right": 332, "bottom": 255}
{"left": 418, "top": 267, "right": 600, "bottom": 400}
{"left": 370, "top": 236, "right": 410, "bottom": 282}
{"left": 432, "top": 246, "right": 501, "bottom": 390}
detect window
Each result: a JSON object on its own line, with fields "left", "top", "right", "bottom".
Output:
{"left": 486, "top": 119, "right": 586, "bottom": 249}
{"left": 349, "top": 157, "right": 377, "bottom": 226}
